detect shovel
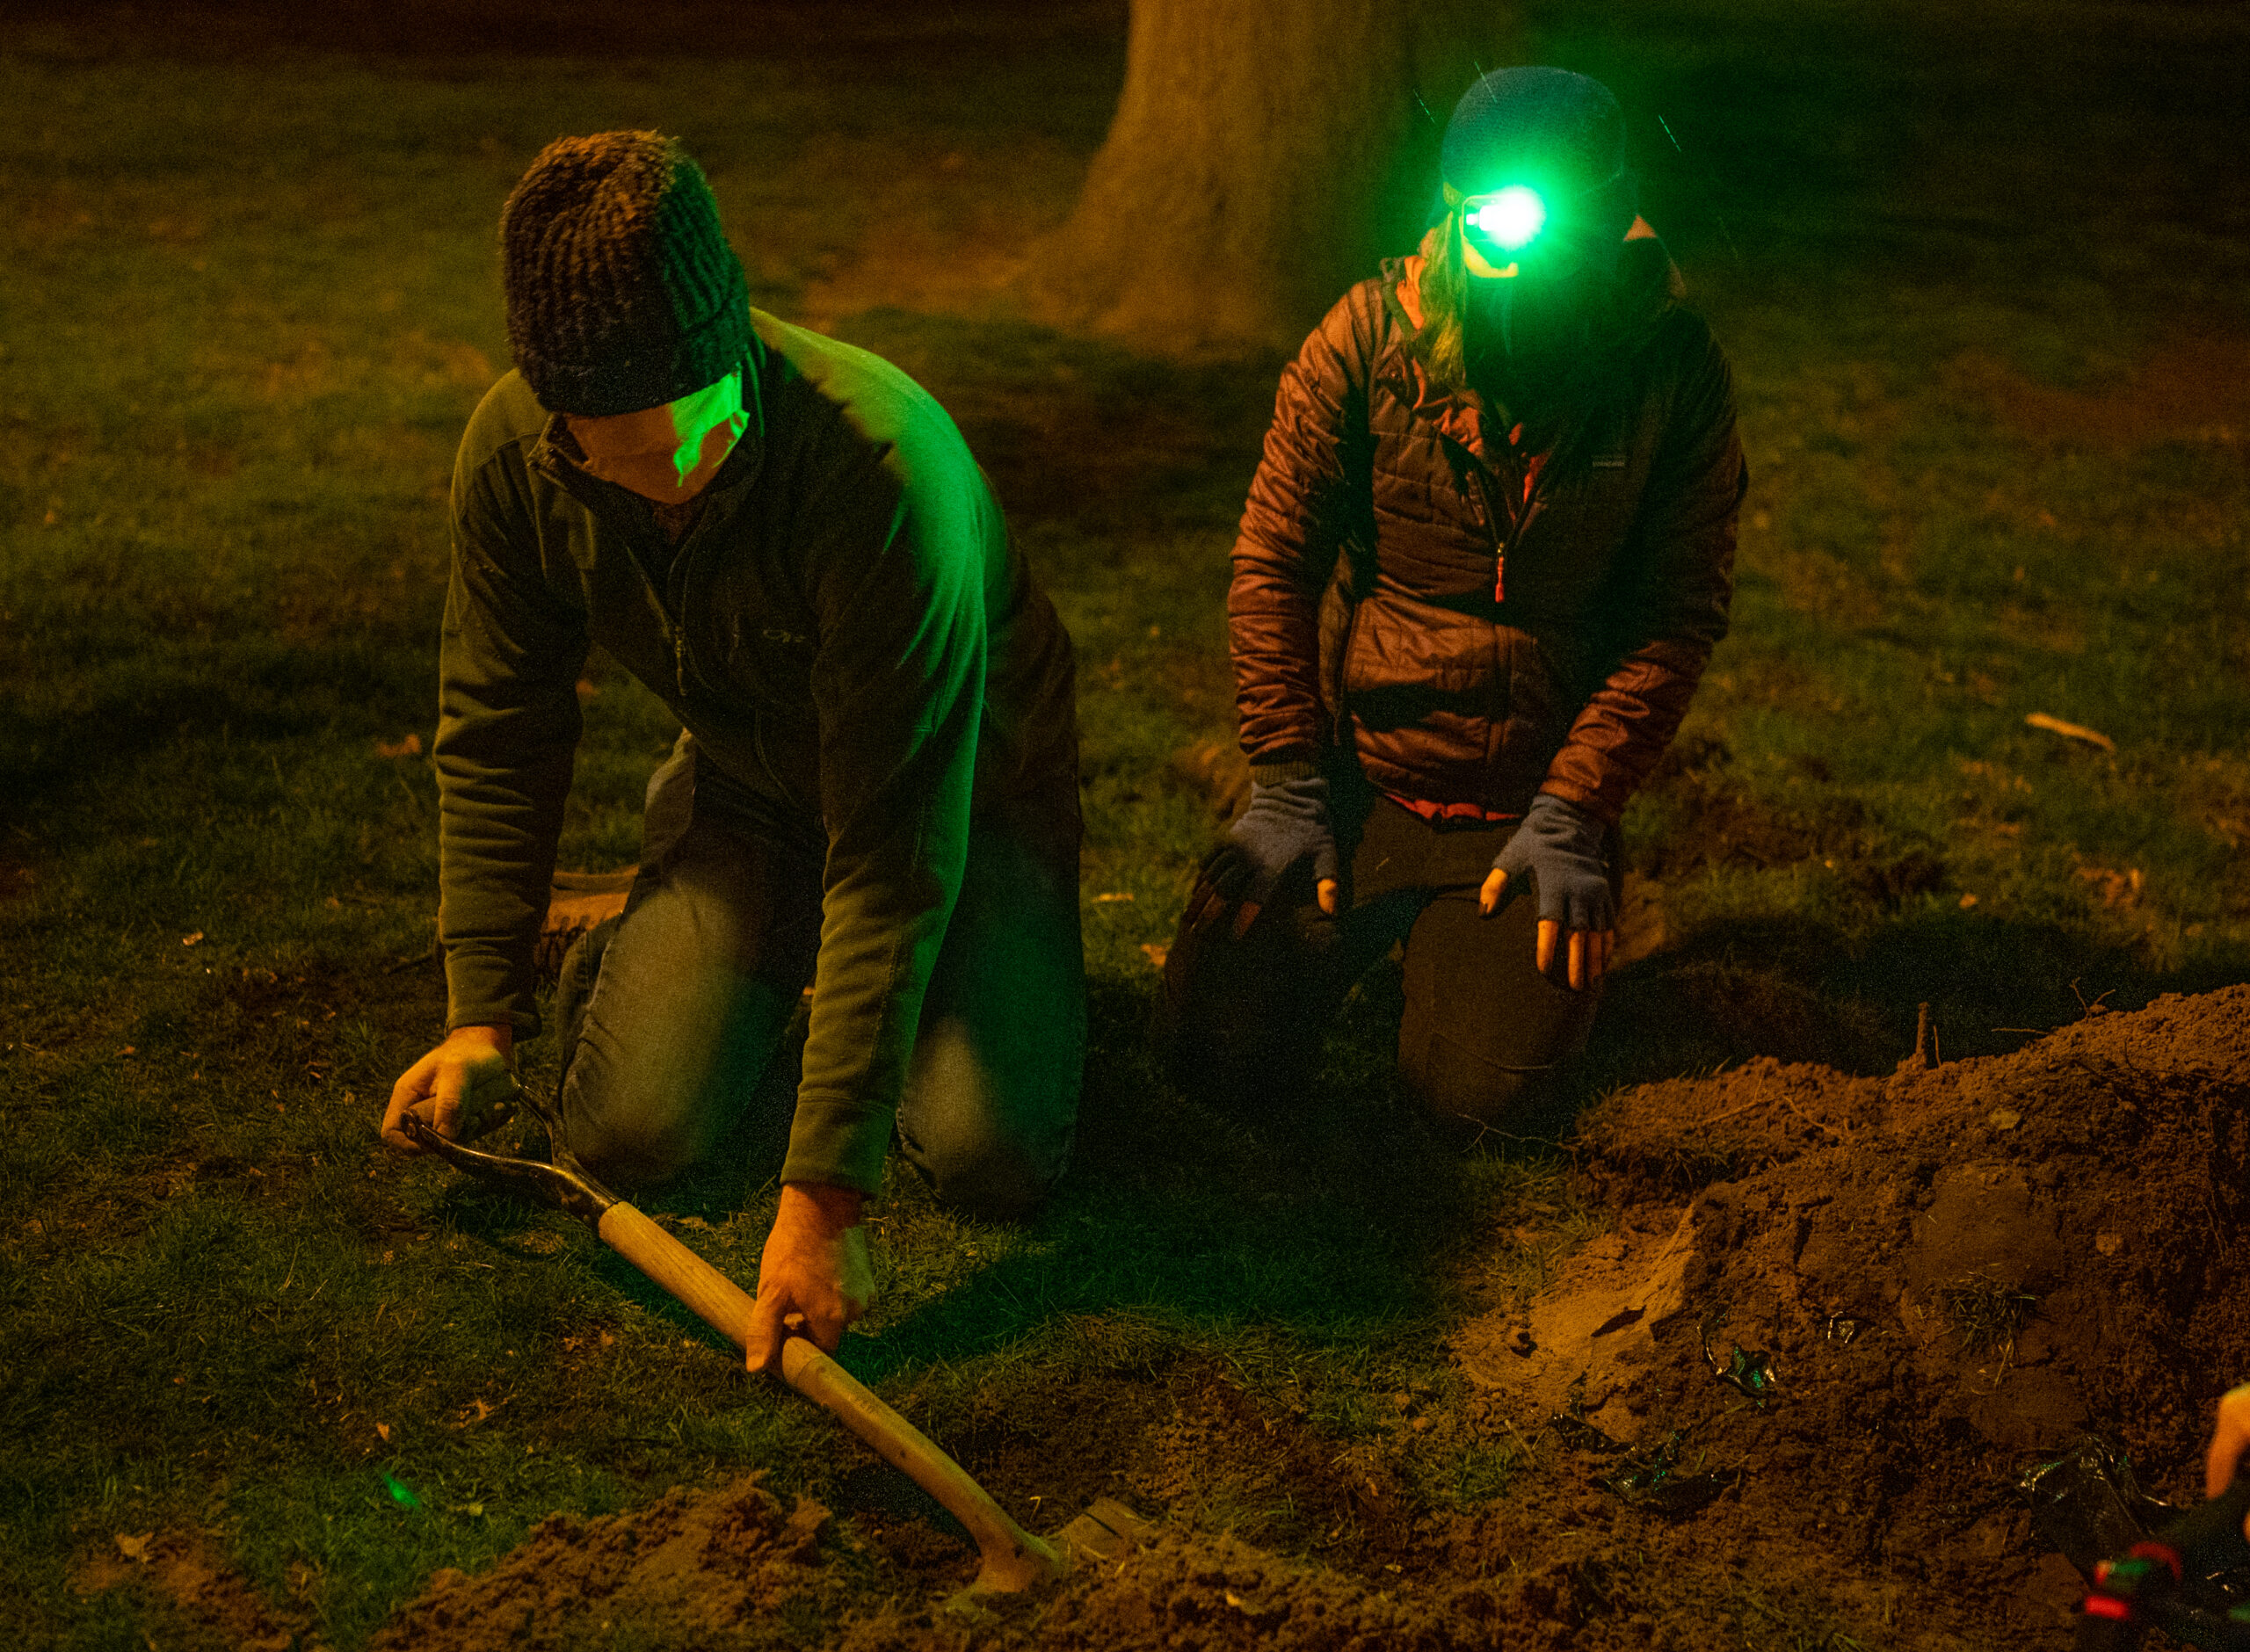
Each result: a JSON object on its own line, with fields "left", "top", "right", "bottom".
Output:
{"left": 400, "top": 1096, "right": 1067, "bottom": 1597}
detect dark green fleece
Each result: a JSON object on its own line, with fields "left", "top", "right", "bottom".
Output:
{"left": 434, "top": 310, "right": 1077, "bottom": 1193}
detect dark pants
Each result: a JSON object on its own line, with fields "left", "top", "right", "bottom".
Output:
{"left": 1162, "top": 794, "right": 1622, "bottom": 1127}
{"left": 555, "top": 734, "right": 1085, "bottom": 1217}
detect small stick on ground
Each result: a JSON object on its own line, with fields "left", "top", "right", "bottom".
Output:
{"left": 1897, "top": 1003, "right": 1935, "bottom": 1073}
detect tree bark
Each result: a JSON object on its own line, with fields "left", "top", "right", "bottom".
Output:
{"left": 1027, "top": 0, "right": 1515, "bottom": 357}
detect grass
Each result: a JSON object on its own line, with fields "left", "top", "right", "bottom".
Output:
{"left": 1939, "top": 1276, "right": 2039, "bottom": 1359}
{"left": 1, "top": 0, "right": 2246, "bottom": 1647}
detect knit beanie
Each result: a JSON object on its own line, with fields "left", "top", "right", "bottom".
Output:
{"left": 499, "top": 132, "right": 751, "bottom": 417}
{"left": 1435, "top": 68, "right": 1637, "bottom": 253}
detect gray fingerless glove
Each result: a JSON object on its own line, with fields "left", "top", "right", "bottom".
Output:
{"left": 1491, "top": 793, "right": 1614, "bottom": 931}
{"left": 1199, "top": 775, "right": 1339, "bottom": 907}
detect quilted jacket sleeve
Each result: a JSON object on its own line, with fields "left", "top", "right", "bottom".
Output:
{"left": 1541, "top": 319, "right": 1746, "bottom": 822}
{"left": 1229, "top": 284, "right": 1381, "bottom": 775}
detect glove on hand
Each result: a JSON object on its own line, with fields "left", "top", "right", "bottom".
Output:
{"left": 1491, "top": 793, "right": 1614, "bottom": 932}
{"left": 1201, "top": 774, "right": 1339, "bottom": 909}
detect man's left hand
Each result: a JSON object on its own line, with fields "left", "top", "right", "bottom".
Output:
{"left": 745, "top": 1183, "right": 875, "bottom": 1376}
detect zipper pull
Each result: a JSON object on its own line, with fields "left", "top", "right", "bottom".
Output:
{"left": 674, "top": 632, "right": 687, "bottom": 698}
{"left": 1494, "top": 554, "right": 1506, "bottom": 605}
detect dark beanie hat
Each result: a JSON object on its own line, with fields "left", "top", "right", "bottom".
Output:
{"left": 1436, "top": 68, "right": 1637, "bottom": 250}
{"left": 500, "top": 132, "right": 752, "bottom": 417}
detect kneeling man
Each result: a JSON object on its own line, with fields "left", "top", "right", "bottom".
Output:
{"left": 382, "top": 133, "right": 1083, "bottom": 1371}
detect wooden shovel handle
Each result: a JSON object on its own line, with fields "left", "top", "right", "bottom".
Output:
{"left": 593, "top": 1201, "right": 1062, "bottom": 1592}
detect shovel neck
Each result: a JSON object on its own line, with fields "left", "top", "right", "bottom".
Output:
{"left": 403, "top": 1115, "right": 621, "bottom": 1227}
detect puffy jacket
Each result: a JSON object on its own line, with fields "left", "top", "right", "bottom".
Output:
{"left": 1230, "top": 235, "right": 1745, "bottom": 822}
{"left": 435, "top": 309, "right": 1077, "bottom": 1192}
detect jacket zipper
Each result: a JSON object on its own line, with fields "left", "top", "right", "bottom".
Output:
{"left": 541, "top": 437, "right": 819, "bottom": 820}
{"left": 751, "top": 713, "right": 814, "bottom": 818}
{"left": 1467, "top": 467, "right": 1509, "bottom": 602}
{"left": 1470, "top": 448, "right": 1552, "bottom": 605}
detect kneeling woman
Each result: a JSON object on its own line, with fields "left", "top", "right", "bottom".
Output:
{"left": 1165, "top": 67, "right": 1746, "bottom": 1128}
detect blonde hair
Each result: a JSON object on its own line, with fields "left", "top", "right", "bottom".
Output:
{"left": 1411, "top": 185, "right": 1475, "bottom": 396}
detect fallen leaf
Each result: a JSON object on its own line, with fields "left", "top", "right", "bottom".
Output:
{"left": 1958, "top": 894, "right": 1979, "bottom": 909}
{"left": 1140, "top": 942, "right": 1169, "bottom": 970}
{"left": 2096, "top": 1231, "right": 2124, "bottom": 1257}
{"left": 116, "top": 1532, "right": 153, "bottom": 1563}
{"left": 376, "top": 1423, "right": 390, "bottom": 1442}
{"left": 1093, "top": 892, "right": 1134, "bottom": 903}
{"left": 1988, "top": 1108, "right": 2021, "bottom": 1131}
{"left": 181, "top": 931, "right": 203, "bottom": 947}
{"left": 375, "top": 733, "right": 424, "bottom": 758}
{"left": 2025, "top": 711, "right": 2115, "bottom": 753}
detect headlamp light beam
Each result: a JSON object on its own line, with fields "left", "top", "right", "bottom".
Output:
{"left": 1469, "top": 185, "right": 1547, "bottom": 253}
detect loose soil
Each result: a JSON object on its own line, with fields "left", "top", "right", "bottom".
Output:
{"left": 134, "top": 985, "right": 2246, "bottom": 1649}
{"left": 73, "top": 1530, "right": 311, "bottom": 1652}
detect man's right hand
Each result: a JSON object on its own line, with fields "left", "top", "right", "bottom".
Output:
{"left": 745, "top": 1183, "right": 875, "bottom": 1376}
{"left": 382, "top": 1024, "right": 518, "bottom": 1153}
{"left": 2208, "top": 1383, "right": 2250, "bottom": 1496}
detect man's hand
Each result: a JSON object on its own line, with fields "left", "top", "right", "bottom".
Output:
{"left": 382, "top": 1025, "right": 518, "bottom": 1153}
{"left": 745, "top": 1183, "right": 875, "bottom": 1376}
{"left": 1478, "top": 793, "right": 1615, "bottom": 991}
{"left": 2207, "top": 1382, "right": 2250, "bottom": 1499}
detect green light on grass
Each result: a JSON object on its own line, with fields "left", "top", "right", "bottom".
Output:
{"left": 1469, "top": 185, "right": 1547, "bottom": 252}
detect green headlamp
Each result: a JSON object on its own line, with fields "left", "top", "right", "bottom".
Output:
{"left": 1463, "top": 185, "right": 1549, "bottom": 257}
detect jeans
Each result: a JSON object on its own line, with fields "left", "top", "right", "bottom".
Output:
{"left": 554, "top": 733, "right": 1085, "bottom": 1217}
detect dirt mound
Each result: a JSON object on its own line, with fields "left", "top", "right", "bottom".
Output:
{"left": 840, "top": 1533, "right": 1537, "bottom": 1652}
{"left": 74, "top": 1530, "right": 311, "bottom": 1651}
{"left": 369, "top": 988, "right": 2250, "bottom": 1650}
{"left": 1455, "top": 982, "right": 2250, "bottom": 1644}
{"left": 367, "top": 1480, "right": 833, "bottom": 1652}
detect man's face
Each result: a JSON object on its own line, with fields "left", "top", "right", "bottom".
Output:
{"left": 564, "top": 371, "right": 746, "bottom": 506}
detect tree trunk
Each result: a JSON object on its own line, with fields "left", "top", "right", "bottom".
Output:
{"left": 1027, "top": 0, "right": 1515, "bottom": 357}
